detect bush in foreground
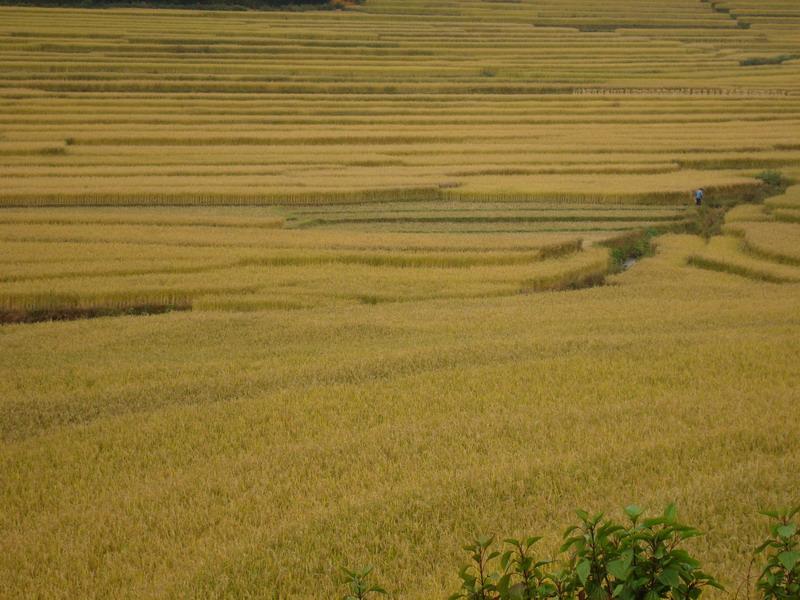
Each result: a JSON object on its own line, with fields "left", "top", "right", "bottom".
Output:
{"left": 342, "top": 504, "right": 800, "bottom": 599}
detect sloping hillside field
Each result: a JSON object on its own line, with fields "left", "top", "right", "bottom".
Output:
{"left": 0, "top": 1, "right": 799, "bottom": 598}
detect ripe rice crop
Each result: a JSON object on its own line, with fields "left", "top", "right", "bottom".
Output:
{"left": 764, "top": 183, "right": 800, "bottom": 208}
{"left": 724, "top": 203, "right": 770, "bottom": 222}
{"left": 0, "top": 214, "right": 608, "bottom": 313}
{"left": 723, "top": 220, "right": 800, "bottom": 264}
{"left": 1, "top": 226, "right": 799, "bottom": 598}
{"left": 686, "top": 235, "right": 800, "bottom": 283}
{"left": 1, "top": 2, "right": 800, "bottom": 208}
{"left": 1, "top": 1, "right": 800, "bottom": 598}
{"left": 772, "top": 208, "right": 800, "bottom": 223}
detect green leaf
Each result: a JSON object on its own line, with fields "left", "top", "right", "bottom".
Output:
{"left": 777, "top": 523, "right": 797, "bottom": 539}
{"left": 643, "top": 517, "right": 666, "bottom": 528}
{"left": 678, "top": 528, "right": 702, "bottom": 540}
{"left": 526, "top": 536, "right": 542, "bottom": 546}
{"left": 590, "top": 587, "right": 606, "bottom": 600}
{"left": 368, "top": 586, "right": 387, "bottom": 595}
{"left": 607, "top": 558, "right": 630, "bottom": 581}
{"left": 576, "top": 559, "right": 591, "bottom": 585}
{"left": 663, "top": 504, "right": 678, "bottom": 523}
{"left": 778, "top": 551, "right": 800, "bottom": 571}
{"left": 497, "top": 573, "right": 511, "bottom": 595}
{"left": 508, "top": 583, "right": 525, "bottom": 600}
{"left": 658, "top": 568, "right": 681, "bottom": 588}
{"left": 624, "top": 505, "right": 644, "bottom": 521}
{"left": 560, "top": 536, "right": 584, "bottom": 553}
{"left": 755, "top": 540, "right": 780, "bottom": 554}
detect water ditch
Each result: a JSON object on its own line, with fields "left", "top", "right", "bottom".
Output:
{"left": 0, "top": 303, "right": 190, "bottom": 325}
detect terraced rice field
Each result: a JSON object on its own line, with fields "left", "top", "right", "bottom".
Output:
{"left": 1, "top": 0, "right": 800, "bottom": 204}
{"left": 1, "top": 1, "right": 800, "bottom": 599}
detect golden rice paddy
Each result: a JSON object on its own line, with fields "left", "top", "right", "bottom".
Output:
{"left": 1, "top": 0, "right": 799, "bottom": 598}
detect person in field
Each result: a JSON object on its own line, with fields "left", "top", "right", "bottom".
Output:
{"left": 694, "top": 188, "right": 705, "bottom": 206}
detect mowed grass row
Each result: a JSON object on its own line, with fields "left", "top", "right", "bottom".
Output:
{"left": 1, "top": 0, "right": 800, "bottom": 206}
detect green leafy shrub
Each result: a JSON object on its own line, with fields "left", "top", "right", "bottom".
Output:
{"left": 342, "top": 505, "right": 800, "bottom": 599}
{"left": 448, "top": 505, "right": 719, "bottom": 600}
{"left": 755, "top": 506, "right": 800, "bottom": 599}
{"left": 562, "top": 505, "right": 722, "bottom": 600}
{"left": 602, "top": 228, "right": 658, "bottom": 269}
{"left": 756, "top": 171, "right": 784, "bottom": 188}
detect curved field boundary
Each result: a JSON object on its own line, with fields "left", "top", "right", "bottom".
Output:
{"left": 686, "top": 254, "right": 799, "bottom": 283}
